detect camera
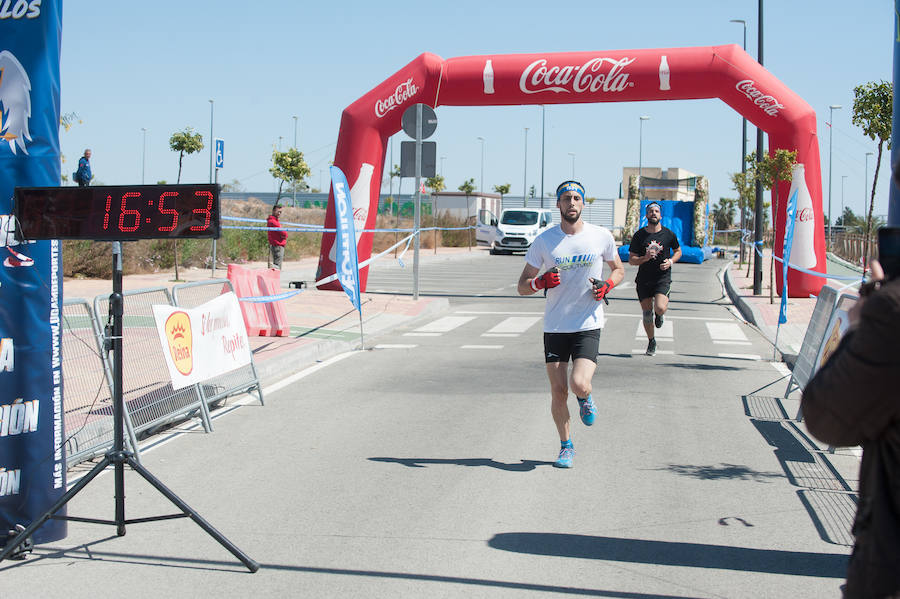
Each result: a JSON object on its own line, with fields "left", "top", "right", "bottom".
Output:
{"left": 878, "top": 226, "right": 900, "bottom": 281}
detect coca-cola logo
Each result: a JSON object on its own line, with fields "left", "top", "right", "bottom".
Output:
{"left": 797, "top": 207, "right": 814, "bottom": 222}
{"left": 375, "top": 78, "right": 419, "bottom": 118}
{"left": 352, "top": 207, "right": 368, "bottom": 224}
{"left": 519, "top": 57, "right": 635, "bottom": 95}
{"left": 735, "top": 80, "right": 784, "bottom": 117}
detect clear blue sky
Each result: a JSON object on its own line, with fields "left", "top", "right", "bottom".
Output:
{"left": 60, "top": 1, "right": 894, "bottom": 221}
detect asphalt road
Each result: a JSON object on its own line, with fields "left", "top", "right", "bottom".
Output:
{"left": 1, "top": 251, "right": 854, "bottom": 598}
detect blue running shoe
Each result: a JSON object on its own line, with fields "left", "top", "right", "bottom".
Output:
{"left": 555, "top": 445, "right": 574, "bottom": 468}
{"left": 578, "top": 395, "right": 596, "bottom": 426}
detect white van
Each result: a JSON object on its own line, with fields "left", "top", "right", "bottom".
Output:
{"left": 481, "top": 208, "right": 555, "bottom": 254}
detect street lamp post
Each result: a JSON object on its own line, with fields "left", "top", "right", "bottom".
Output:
{"left": 541, "top": 105, "right": 545, "bottom": 207}
{"left": 827, "top": 104, "right": 842, "bottom": 247}
{"left": 638, "top": 116, "right": 650, "bottom": 200}
{"left": 477, "top": 136, "right": 485, "bottom": 193}
{"left": 568, "top": 152, "right": 575, "bottom": 180}
{"left": 141, "top": 128, "right": 147, "bottom": 185}
{"left": 208, "top": 100, "right": 214, "bottom": 184}
{"left": 730, "top": 18, "right": 748, "bottom": 263}
{"left": 841, "top": 175, "right": 848, "bottom": 224}
{"left": 293, "top": 115, "right": 298, "bottom": 206}
{"left": 523, "top": 128, "right": 529, "bottom": 207}
{"left": 752, "top": 0, "right": 765, "bottom": 295}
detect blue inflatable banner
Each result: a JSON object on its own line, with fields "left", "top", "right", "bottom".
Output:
{"left": 780, "top": 188, "right": 799, "bottom": 325}
{"left": 330, "top": 166, "right": 362, "bottom": 313}
{"left": 0, "top": 1, "right": 67, "bottom": 544}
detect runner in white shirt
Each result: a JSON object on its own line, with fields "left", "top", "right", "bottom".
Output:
{"left": 517, "top": 181, "right": 625, "bottom": 468}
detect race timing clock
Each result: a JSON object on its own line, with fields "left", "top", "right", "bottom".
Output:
{"left": 14, "top": 184, "right": 221, "bottom": 240}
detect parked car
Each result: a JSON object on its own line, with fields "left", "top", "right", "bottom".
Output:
{"left": 486, "top": 208, "right": 555, "bottom": 254}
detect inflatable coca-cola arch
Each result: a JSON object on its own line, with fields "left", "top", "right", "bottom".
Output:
{"left": 316, "top": 45, "right": 825, "bottom": 298}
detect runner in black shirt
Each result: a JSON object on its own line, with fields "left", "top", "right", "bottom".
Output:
{"left": 628, "top": 202, "right": 682, "bottom": 356}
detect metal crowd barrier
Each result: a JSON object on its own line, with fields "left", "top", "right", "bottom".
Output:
{"left": 93, "top": 287, "right": 212, "bottom": 441}
{"left": 61, "top": 298, "right": 139, "bottom": 466}
{"left": 171, "top": 279, "right": 265, "bottom": 411}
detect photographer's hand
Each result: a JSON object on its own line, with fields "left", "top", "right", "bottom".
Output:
{"left": 852, "top": 260, "right": 885, "bottom": 326}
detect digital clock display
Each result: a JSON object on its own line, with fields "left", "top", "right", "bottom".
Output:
{"left": 14, "top": 184, "right": 220, "bottom": 240}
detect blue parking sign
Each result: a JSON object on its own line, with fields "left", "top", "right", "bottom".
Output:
{"left": 215, "top": 138, "right": 224, "bottom": 169}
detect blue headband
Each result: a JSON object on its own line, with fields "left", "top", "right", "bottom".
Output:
{"left": 556, "top": 182, "right": 585, "bottom": 200}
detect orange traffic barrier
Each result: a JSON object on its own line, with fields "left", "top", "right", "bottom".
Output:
{"left": 256, "top": 269, "right": 290, "bottom": 337}
{"left": 226, "top": 263, "right": 270, "bottom": 336}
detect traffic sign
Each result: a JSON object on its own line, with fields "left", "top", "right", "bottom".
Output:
{"left": 215, "top": 138, "right": 224, "bottom": 169}
{"left": 401, "top": 104, "right": 437, "bottom": 139}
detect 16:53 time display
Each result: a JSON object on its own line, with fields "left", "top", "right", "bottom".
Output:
{"left": 14, "top": 184, "right": 221, "bottom": 240}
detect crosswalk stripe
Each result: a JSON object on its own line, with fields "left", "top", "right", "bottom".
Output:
{"left": 403, "top": 332, "right": 441, "bottom": 337}
{"left": 630, "top": 349, "right": 674, "bottom": 355}
{"left": 713, "top": 340, "right": 753, "bottom": 346}
{"left": 413, "top": 315, "right": 476, "bottom": 333}
{"left": 481, "top": 333, "right": 520, "bottom": 337}
{"left": 461, "top": 345, "right": 504, "bottom": 349}
{"left": 485, "top": 316, "right": 541, "bottom": 335}
{"left": 634, "top": 320, "right": 673, "bottom": 340}
{"left": 706, "top": 322, "right": 748, "bottom": 342}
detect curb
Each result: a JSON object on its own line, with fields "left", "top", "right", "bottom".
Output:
{"left": 722, "top": 264, "right": 796, "bottom": 367}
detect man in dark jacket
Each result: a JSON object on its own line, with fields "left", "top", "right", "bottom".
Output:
{"left": 74, "top": 148, "right": 92, "bottom": 186}
{"left": 802, "top": 256, "right": 900, "bottom": 598}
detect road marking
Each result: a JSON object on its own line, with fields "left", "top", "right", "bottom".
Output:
{"left": 403, "top": 332, "right": 441, "bottom": 337}
{"left": 706, "top": 322, "right": 749, "bottom": 342}
{"left": 717, "top": 353, "right": 762, "bottom": 361}
{"left": 412, "top": 315, "right": 476, "bottom": 333}
{"left": 606, "top": 312, "right": 734, "bottom": 321}
{"left": 631, "top": 349, "right": 674, "bottom": 355}
{"left": 374, "top": 344, "right": 418, "bottom": 349}
{"left": 635, "top": 320, "right": 673, "bottom": 340}
{"left": 481, "top": 333, "right": 520, "bottom": 337}
{"left": 484, "top": 316, "right": 541, "bottom": 335}
{"left": 713, "top": 340, "right": 753, "bottom": 346}
{"left": 461, "top": 344, "right": 504, "bottom": 349}
{"left": 456, "top": 310, "right": 544, "bottom": 315}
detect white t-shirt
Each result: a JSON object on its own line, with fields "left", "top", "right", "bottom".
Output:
{"left": 525, "top": 222, "right": 618, "bottom": 333}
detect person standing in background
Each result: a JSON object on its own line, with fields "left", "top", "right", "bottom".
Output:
{"left": 74, "top": 148, "right": 92, "bottom": 187}
{"left": 267, "top": 204, "right": 287, "bottom": 269}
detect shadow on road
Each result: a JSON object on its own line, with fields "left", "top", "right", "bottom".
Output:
{"left": 369, "top": 457, "right": 554, "bottom": 471}
{"left": 488, "top": 532, "right": 847, "bottom": 578}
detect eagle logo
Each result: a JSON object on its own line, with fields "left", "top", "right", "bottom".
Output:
{"left": 0, "top": 50, "right": 33, "bottom": 155}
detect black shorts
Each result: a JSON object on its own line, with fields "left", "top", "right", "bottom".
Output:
{"left": 636, "top": 279, "right": 671, "bottom": 301}
{"left": 543, "top": 329, "right": 601, "bottom": 363}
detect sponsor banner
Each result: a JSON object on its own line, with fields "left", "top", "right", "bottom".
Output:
{"left": 330, "top": 166, "right": 362, "bottom": 312}
{"left": 779, "top": 188, "right": 799, "bottom": 324}
{"left": 152, "top": 293, "right": 251, "bottom": 390}
{"left": 0, "top": 0, "right": 66, "bottom": 543}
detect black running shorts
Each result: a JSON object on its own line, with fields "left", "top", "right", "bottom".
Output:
{"left": 543, "top": 329, "right": 601, "bottom": 363}
{"left": 636, "top": 279, "right": 671, "bottom": 301}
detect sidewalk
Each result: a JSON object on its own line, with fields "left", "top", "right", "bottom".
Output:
{"left": 62, "top": 248, "right": 465, "bottom": 386}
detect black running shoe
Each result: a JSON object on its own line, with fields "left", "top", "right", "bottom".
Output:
{"left": 655, "top": 312, "right": 664, "bottom": 328}
{"left": 646, "top": 338, "right": 657, "bottom": 356}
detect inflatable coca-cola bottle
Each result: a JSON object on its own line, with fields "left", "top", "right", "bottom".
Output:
{"left": 786, "top": 163, "right": 817, "bottom": 269}
{"left": 328, "top": 162, "right": 374, "bottom": 261}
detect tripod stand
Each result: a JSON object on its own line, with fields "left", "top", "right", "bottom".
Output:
{"left": 0, "top": 242, "right": 258, "bottom": 572}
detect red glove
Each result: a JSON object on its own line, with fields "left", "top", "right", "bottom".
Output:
{"left": 530, "top": 268, "right": 560, "bottom": 292}
{"left": 590, "top": 278, "right": 613, "bottom": 303}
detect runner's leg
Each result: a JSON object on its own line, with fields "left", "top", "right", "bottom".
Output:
{"left": 640, "top": 297, "right": 654, "bottom": 339}
{"left": 546, "top": 361, "right": 571, "bottom": 442}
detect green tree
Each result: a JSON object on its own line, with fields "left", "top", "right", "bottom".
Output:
{"left": 458, "top": 178, "right": 476, "bottom": 250}
{"left": 747, "top": 149, "right": 797, "bottom": 302}
{"left": 168, "top": 127, "right": 204, "bottom": 280}
{"left": 425, "top": 174, "right": 446, "bottom": 194}
{"left": 169, "top": 127, "right": 204, "bottom": 184}
{"left": 712, "top": 197, "right": 737, "bottom": 232}
{"left": 492, "top": 183, "right": 511, "bottom": 200}
{"left": 852, "top": 79, "right": 893, "bottom": 269}
{"left": 269, "top": 147, "right": 311, "bottom": 205}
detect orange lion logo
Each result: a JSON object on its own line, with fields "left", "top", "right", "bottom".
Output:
{"left": 164, "top": 311, "right": 193, "bottom": 376}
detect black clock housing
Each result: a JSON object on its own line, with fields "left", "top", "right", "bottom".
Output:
{"left": 14, "top": 184, "right": 221, "bottom": 240}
